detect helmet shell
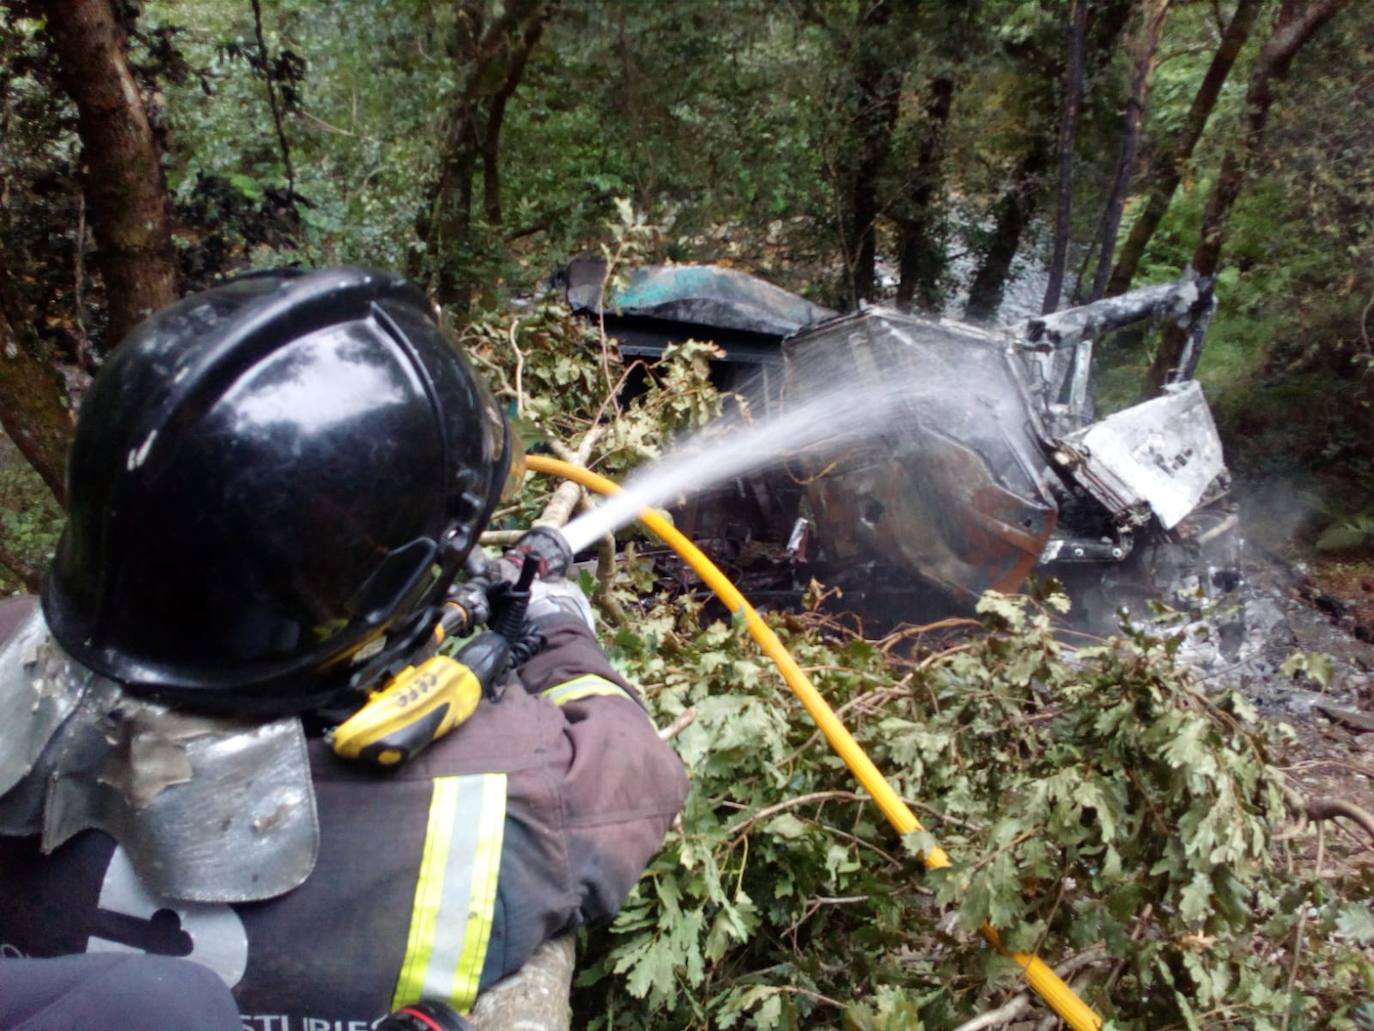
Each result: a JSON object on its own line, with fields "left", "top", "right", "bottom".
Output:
{"left": 42, "top": 268, "right": 510, "bottom": 713}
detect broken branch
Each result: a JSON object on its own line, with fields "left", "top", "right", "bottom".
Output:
{"left": 1283, "top": 782, "right": 1374, "bottom": 849}
{"left": 658, "top": 706, "right": 696, "bottom": 742}
{"left": 535, "top": 425, "right": 604, "bottom": 529}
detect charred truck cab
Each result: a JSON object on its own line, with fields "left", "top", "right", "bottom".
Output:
{"left": 560, "top": 261, "right": 1237, "bottom": 625}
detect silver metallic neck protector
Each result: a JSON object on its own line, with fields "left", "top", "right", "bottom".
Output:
{"left": 0, "top": 610, "right": 319, "bottom": 903}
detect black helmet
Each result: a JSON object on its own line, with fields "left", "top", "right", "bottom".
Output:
{"left": 42, "top": 267, "right": 516, "bottom": 714}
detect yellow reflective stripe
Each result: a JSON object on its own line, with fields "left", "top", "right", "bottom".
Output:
{"left": 392, "top": 777, "right": 461, "bottom": 1010}
{"left": 541, "top": 674, "right": 631, "bottom": 706}
{"left": 451, "top": 773, "right": 506, "bottom": 1011}
{"left": 391, "top": 773, "right": 508, "bottom": 1014}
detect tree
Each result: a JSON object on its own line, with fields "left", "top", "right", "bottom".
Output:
{"left": 1087, "top": 0, "right": 1170, "bottom": 302}
{"left": 43, "top": 0, "right": 178, "bottom": 344}
{"left": 1146, "top": 0, "right": 1351, "bottom": 392}
{"left": 836, "top": 0, "right": 903, "bottom": 307}
{"left": 893, "top": 74, "right": 955, "bottom": 310}
{"left": 963, "top": 0, "right": 1131, "bottom": 322}
{"left": 414, "top": 0, "right": 557, "bottom": 309}
{"left": 1041, "top": 0, "right": 1087, "bottom": 314}
{"left": 964, "top": 142, "right": 1051, "bottom": 322}
{"left": 0, "top": 299, "right": 70, "bottom": 507}
{"left": 1105, "top": 0, "right": 1264, "bottom": 296}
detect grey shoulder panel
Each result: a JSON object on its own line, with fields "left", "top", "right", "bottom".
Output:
{"left": 0, "top": 609, "right": 90, "bottom": 799}
{"left": 0, "top": 616, "right": 319, "bottom": 903}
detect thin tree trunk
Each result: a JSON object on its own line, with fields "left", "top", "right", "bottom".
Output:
{"left": 0, "top": 304, "right": 71, "bottom": 506}
{"left": 843, "top": 0, "right": 899, "bottom": 307}
{"left": 1042, "top": 0, "right": 1088, "bottom": 315}
{"left": 1106, "top": 0, "right": 1263, "bottom": 296}
{"left": 964, "top": 141, "right": 1051, "bottom": 323}
{"left": 482, "top": 8, "right": 550, "bottom": 227}
{"left": 44, "top": 0, "right": 177, "bottom": 344}
{"left": 250, "top": 0, "right": 295, "bottom": 198}
{"left": 1089, "top": 0, "right": 1170, "bottom": 302}
{"left": 895, "top": 75, "right": 956, "bottom": 311}
{"left": 1147, "top": 0, "right": 1350, "bottom": 393}
{"left": 416, "top": 0, "right": 550, "bottom": 307}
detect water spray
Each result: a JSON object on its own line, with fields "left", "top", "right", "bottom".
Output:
{"left": 560, "top": 366, "right": 936, "bottom": 553}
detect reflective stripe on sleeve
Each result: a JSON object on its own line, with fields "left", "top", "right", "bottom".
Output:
{"left": 391, "top": 773, "right": 507, "bottom": 1014}
{"left": 540, "top": 674, "right": 633, "bottom": 706}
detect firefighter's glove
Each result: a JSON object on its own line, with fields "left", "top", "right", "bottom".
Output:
{"left": 497, "top": 526, "right": 593, "bottom": 633}
{"left": 501, "top": 526, "right": 573, "bottom": 581}
{"left": 527, "top": 577, "right": 595, "bottom": 634}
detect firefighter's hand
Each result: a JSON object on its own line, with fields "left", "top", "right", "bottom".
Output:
{"left": 502, "top": 526, "right": 573, "bottom": 581}
{"left": 527, "top": 576, "right": 595, "bottom": 634}
{"left": 496, "top": 527, "right": 593, "bottom": 632}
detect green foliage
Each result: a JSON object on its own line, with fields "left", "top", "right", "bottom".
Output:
{"left": 574, "top": 591, "right": 1372, "bottom": 1028}
{"left": 1279, "top": 651, "right": 1335, "bottom": 691}
{"left": 1315, "top": 514, "right": 1374, "bottom": 555}
{"left": 0, "top": 459, "right": 63, "bottom": 595}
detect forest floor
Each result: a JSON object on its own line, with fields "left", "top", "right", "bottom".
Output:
{"left": 1267, "top": 551, "right": 1374, "bottom": 876}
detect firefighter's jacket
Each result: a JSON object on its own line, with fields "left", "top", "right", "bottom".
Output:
{"left": 0, "top": 602, "right": 689, "bottom": 1029}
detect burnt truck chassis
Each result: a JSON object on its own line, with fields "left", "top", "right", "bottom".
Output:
{"left": 561, "top": 261, "right": 1237, "bottom": 626}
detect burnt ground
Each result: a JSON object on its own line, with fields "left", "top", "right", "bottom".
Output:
{"left": 1264, "top": 552, "right": 1374, "bottom": 874}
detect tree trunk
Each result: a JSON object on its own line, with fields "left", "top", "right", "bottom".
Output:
{"left": 482, "top": 9, "right": 550, "bottom": 228}
{"left": 964, "top": 141, "right": 1051, "bottom": 323}
{"left": 841, "top": 0, "right": 900, "bottom": 307}
{"left": 44, "top": 0, "right": 177, "bottom": 345}
{"left": 416, "top": 0, "right": 552, "bottom": 308}
{"left": 895, "top": 75, "right": 956, "bottom": 311}
{"left": 1106, "top": 0, "right": 1263, "bottom": 296}
{"left": 1089, "top": 0, "right": 1170, "bottom": 302}
{"left": 1146, "top": 0, "right": 1350, "bottom": 394}
{"left": 0, "top": 304, "right": 71, "bottom": 506}
{"left": 0, "top": 538, "right": 42, "bottom": 594}
{"left": 1041, "top": 0, "right": 1088, "bottom": 315}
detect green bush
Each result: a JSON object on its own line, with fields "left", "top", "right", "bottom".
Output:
{"left": 574, "top": 591, "right": 1373, "bottom": 1029}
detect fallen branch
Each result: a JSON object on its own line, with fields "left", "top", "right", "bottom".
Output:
{"left": 953, "top": 947, "right": 1110, "bottom": 1031}
{"left": 1283, "top": 782, "right": 1374, "bottom": 849}
{"left": 509, "top": 318, "right": 525, "bottom": 416}
{"left": 574, "top": 492, "right": 628, "bottom": 626}
{"left": 952, "top": 994, "right": 1031, "bottom": 1031}
{"left": 535, "top": 426, "right": 604, "bottom": 529}
{"left": 1312, "top": 701, "right": 1374, "bottom": 734}
{"left": 658, "top": 706, "right": 696, "bottom": 742}
{"left": 727, "top": 790, "right": 863, "bottom": 844}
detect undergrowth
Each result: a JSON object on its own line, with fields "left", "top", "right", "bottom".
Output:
{"left": 0, "top": 460, "right": 63, "bottom": 595}
{"left": 572, "top": 587, "right": 1374, "bottom": 1030}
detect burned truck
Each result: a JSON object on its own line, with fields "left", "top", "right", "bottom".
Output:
{"left": 560, "top": 259, "right": 1236, "bottom": 621}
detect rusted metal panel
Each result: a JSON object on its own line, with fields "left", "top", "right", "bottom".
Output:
{"left": 784, "top": 310, "right": 1057, "bottom": 600}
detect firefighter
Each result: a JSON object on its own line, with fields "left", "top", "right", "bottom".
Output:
{"left": 0, "top": 268, "right": 689, "bottom": 1030}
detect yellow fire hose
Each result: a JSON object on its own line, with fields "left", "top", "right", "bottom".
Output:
{"left": 524, "top": 453, "right": 1102, "bottom": 1030}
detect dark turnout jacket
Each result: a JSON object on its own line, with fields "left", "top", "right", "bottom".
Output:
{"left": 0, "top": 603, "right": 688, "bottom": 1029}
